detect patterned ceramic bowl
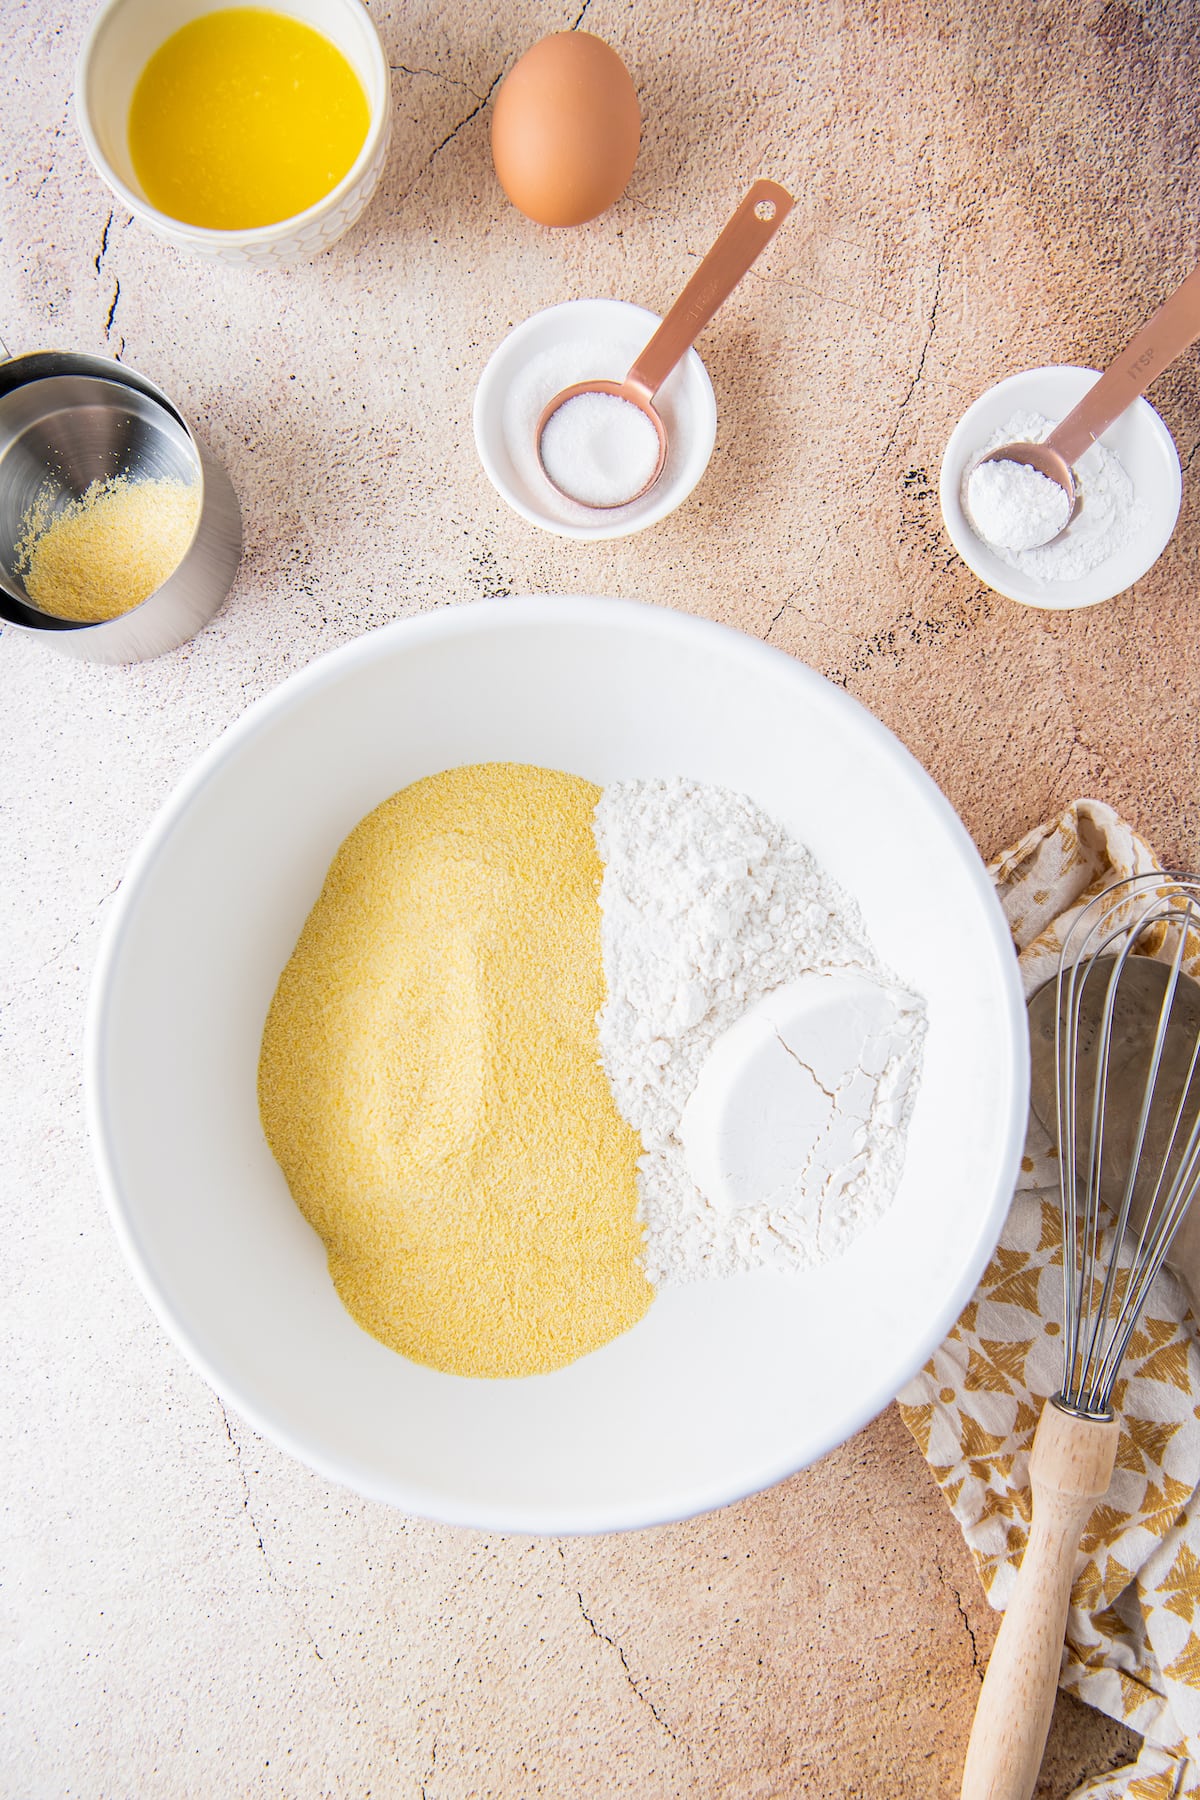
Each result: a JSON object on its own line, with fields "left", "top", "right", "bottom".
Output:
{"left": 74, "top": 0, "right": 391, "bottom": 268}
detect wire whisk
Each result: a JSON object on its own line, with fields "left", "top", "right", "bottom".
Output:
{"left": 1055, "top": 871, "right": 1200, "bottom": 1418}
{"left": 963, "top": 870, "right": 1200, "bottom": 1800}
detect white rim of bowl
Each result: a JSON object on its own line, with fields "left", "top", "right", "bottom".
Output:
{"left": 73, "top": 0, "right": 391, "bottom": 249}
{"left": 86, "top": 595, "right": 1029, "bottom": 1532}
{"left": 472, "top": 301, "right": 719, "bottom": 542}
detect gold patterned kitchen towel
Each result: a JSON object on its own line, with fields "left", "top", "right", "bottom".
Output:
{"left": 898, "top": 798, "right": 1200, "bottom": 1800}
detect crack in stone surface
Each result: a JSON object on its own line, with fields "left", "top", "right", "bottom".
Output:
{"left": 935, "top": 1548, "right": 982, "bottom": 1679}
{"left": 0, "top": 926, "right": 82, "bottom": 1011}
{"left": 763, "top": 518, "right": 850, "bottom": 641}
{"left": 559, "top": 1550, "right": 691, "bottom": 1760}
{"left": 418, "top": 67, "right": 506, "bottom": 182}
{"left": 569, "top": 0, "right": 596, "bottom": 26}
{"left": 1046, "top": 628, "right": 1105, "bottom": 792}
{"left": 219, "top": 1403, "right": 325, "bottom": 1663}
{"left": 215, "top": 1415, "right": 407, "bottom": 1766}
{"left": 855, "top": 250, "right": 945, "bottom": 492}
{"left": 104, "top": 278, "right": 121, "bottom": 339}
{"left": 391, "top": 63, "right": 486, "bottom": 101}
{"left": 94, "top": 210, "right": 113, "bottom": 274}
{"left": 742, "top": 257, "right": 908, "bottom": 332}
{"left": 0, "top": 879, "right": 122, "bottom": 1013}
{"left": 763, "top": 600, "right": 794, "bottom": 643}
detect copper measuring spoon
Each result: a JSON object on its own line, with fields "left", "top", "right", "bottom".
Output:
{"left": 980, "top": 260, "right": 1200, "bottom": 544}
{"left": 535, "top": 179, "right": 794, "bottom": 509}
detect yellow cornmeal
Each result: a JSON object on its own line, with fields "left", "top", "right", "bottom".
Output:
{"left": 17, "top": 476, "right": 200, "bottom": 622}
{"left": 258, "top": 764, "right": 652, "bottom": 1378}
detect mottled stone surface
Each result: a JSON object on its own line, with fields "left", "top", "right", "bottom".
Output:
{"left": 6, "top": 0, "right": 1198, "bottom": 1791}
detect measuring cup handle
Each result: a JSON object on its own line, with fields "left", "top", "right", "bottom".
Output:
{"left": 1046, "top": 261, "right": 1200, "bottom": 466}
{"left": 623, "top": 179, "right": 794, "bottom": 405}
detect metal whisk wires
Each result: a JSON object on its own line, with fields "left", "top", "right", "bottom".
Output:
{"left": 1054, "top": 872, "right": 1200, "bottom": 1419}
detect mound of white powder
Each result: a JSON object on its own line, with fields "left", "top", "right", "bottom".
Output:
{"left": 594, "top": 778, "right": 925, "bottom": 1284}
{"left": 962, "top": 409, "right": 1146, "bottom": 583}
{"left": 966, "top": 456, "right": 1071, "bottom": 552}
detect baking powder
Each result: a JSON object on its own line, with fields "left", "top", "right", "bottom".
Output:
{"left": 965, "top": 457, "right": 1071, "bottom": 551}
{"left": 963, "top": 409, "right": 1146, "bottom": 582}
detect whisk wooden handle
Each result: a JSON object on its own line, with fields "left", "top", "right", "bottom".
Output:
{"left": 960, "top": 1401, "right": 1120, "bottom": 1800}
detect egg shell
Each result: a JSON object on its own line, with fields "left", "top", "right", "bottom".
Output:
{"left": 491, "top": 32, "right": 640, "bottom": 228}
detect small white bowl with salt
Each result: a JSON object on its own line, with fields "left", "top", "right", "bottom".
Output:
{"left": 940, "top": 365, "right": 1181, "bottom": 609}
{"left": 473, "top": 299, "right": 718, "bottom": 540}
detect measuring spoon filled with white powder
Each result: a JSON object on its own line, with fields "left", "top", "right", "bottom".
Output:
{"left": 474, "top": 302, "right": 717, "bottom": 538}
{"left": 538, "top": 391, "right": 661, "bottom": 508}
{"left": 534, "top": 179, "right": 792, "bottom": 509}
{"left": 967, "top": 258, "right": 1200, "bottom": 552}
{"left": 965, "top": 456, "right": 1072, "bottom": 553}
{"left": 963, "top": 408, "right": 1145, "bottom": 583}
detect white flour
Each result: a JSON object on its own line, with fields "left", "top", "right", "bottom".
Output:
{"left": 962, "top": 409, "right": 1146, "bottom": 582}
{"left": 594, "top": 779, "right": 925, "bottom": 1283}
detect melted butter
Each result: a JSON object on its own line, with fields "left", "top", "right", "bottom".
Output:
{"left": 128, "top": 8, "right": 369, "bottom": 230}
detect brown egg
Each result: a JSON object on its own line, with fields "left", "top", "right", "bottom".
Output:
{"left": 491, "top": 32, "right": 640, "bottom": 228}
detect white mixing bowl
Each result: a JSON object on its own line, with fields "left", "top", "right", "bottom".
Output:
{"left": 88, "top": 597, "right": 1028, "bottom": 1532}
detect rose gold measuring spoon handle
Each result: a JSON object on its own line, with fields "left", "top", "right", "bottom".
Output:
{"left": 536, "top": 179, "right": 794, "bottom": 508}
{"left": 622, "top": 179, "right": 794, "bottom": 407}
{"left": 1049, "top": 260, "right": 1200, "bottom": 464}
{"left": 984, "top": 261, "right": 1200, "bottom": 513}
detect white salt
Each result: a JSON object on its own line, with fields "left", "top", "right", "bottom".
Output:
{"left": 966, "top": 457, "right": 1071, "bottom": 551}
{"left": 539, "top": 391, "right": 661, "bottom": 508}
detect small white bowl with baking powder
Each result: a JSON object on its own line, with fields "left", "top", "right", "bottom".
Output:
{"left": 940, "top": 365, "right": 1182, "bottom": 609}
{"left": 473, "top": 299, "right": 718, "bottom": 540}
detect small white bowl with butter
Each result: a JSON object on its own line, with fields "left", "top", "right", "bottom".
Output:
{"left": 75, "top": 0, "right": 392, "bottom": 267}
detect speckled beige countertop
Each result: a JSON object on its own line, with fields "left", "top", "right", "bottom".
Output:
{"left": 4, "top": 1, "right": 1198, "bottom": 1793}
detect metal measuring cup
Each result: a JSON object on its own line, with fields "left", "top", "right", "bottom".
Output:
{"left": 0, "top": 351, "right": 241, "bottom": 663}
